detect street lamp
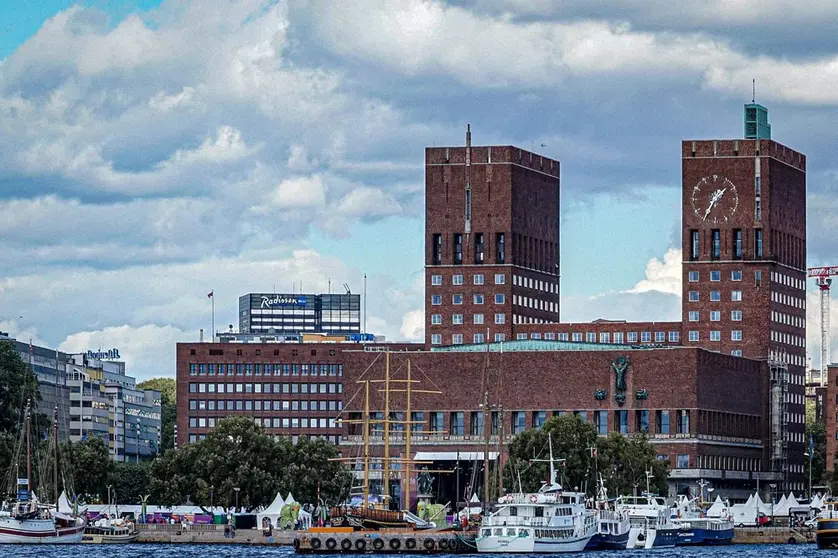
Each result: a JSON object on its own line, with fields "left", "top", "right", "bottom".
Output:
{"left": 769, "top": 483, "right": 777, "bottom": 522}
{"left": 210, "top": 485, "right": 214, "bottom": 511}
{"left": 234, "top": 487, "right": 240, "bottom": 511}
{"left": 805, "top": 452, "right": 813, "bottom": 499}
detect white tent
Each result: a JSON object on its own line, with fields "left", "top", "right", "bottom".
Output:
{"left": 812, "top": 494, "right": 824, "bottom": 510}
{"left": 257, "top": 493, "right": 286, "bottom": 529}
{"left": 786, "top": 493, "right": 809, "bottom": 515}
{"left": 285, "top": 492, "right": 296, "bottom": 504}
{"left": 706, "top": 495, "right": 729, "bottom": 518}
{"left": 458, "top": 493, "right": 483, "bottom": 518}
{"left": 730, "top": 494, "right": 759, "bottom": 526}
{"left": 772, "top": 494, "right": 790, "bottom": 517}
{"left": 758, "top": 494, "right": 773, "bottom": 516}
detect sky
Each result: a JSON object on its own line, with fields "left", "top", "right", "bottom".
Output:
{"left": 1, "top": 0, "right": 837, "bottom": 381}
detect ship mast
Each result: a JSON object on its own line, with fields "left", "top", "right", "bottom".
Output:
{"left": 25, "top": 400, "right": 31, "bottom": 499}
{"left": 404, "top": 359, "right": 412, "bottom": 510}
{"left": 383, "top": 350, "right": 391, "bottom": 508}
{"left": 363, "top": 380, "right": 371, "bottom": 507}
{"left": 53, "top": 406, "right": 59, "bottom": 505}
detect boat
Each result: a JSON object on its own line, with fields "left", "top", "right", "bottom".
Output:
{"left": 670, "top": 490, "right": 734, "bottom": 546}
{"left": 617, "top": 493, "right": 680, "bottom": 549}
{"left": 82, "top": 520, "right": 139, "bottom": 544}
{"left": 475, "top": 436, "right": 597, "bottom": 553}
{"left": 0, "top": 403, "right": 86, "bottom": 544}
{"left": 816, "top": 497, "right": 838, "bottom": 549}
{"left": 585, "top": 475, "right": 630, "bottom": 550}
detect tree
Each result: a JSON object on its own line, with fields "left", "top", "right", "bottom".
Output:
{"left": 138, "top": 378, "right": 175, "bottom": 452}
{"left": 595, "top": 432, "right": 669, "bottom": 497}
{"left": 63, "top": 437, "right": 111, "bottom": 502}
{"left": 109, "top": 462, "right": 151, "bottom": 504}
{"left": 0, "top": 341, "right": 41, "bottom": 432}
{"left": 277, "top": 436, "right": 353, "bottom": 505}
{"left": 806, "top": 399, "right": 826, "bottom": 491}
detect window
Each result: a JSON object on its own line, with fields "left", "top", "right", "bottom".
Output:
{"left": 474, "top": 273, "right": 484, "bottom": 285}
{"left": 654, "top": 332, "right": 665, "bottom": 343}
{"left": 586, "top": 332, "right": 596, "bottom": 343}
{"left": 452, "top": 314, "right": 463, "bottom": 325}
{"left": 755, "top": 270, "right": 762, "bottom": 287}
{"left": 431, "top": 314, "right": 442, "bottom": 325}
{"left": 470, "top": 411, "right": 484, "bottom": 435}
{"left": 733, "top": 230, "right": 743, "bottom": 259}
{"left": 432, "top": 234, "right": 442, "bottom": 265}
{"left": 431, "top": 274, "right": 442, "bottom": 286}
{"left": 688, "top": 291, "right": 699, "bottom": 302}
{"left": 431, "top": 334, "right": 442, "bottom": 345}
{"left": 494, "top": 293, "right": 505, "bottom": 304}
{"left": 475, "top": 233, "right": 484, "bottom": 264}
{"left": 656, "top": 410, "right": 670, "bottom": 434}
{"left": 710, "top": 331, "right": 721, "bottom": 341}
{"left": 732, "top": 290, "right": 742, "bottom": 301}
{"left": 597, "top": 332, "right": 608, "bottom": 343}
{"left": 431, "top": 295, "right": 442, "bottom": 305}
{"left": 641, "top": 332, "right": 651, "bottom": 343}
{"left": 688, "top": 331, "right": 699, "bottom": 342}
{"left": 755, "top": 229, "right": 764, "bottom": 257}
{"left": 636, "top": 410, "right": 649, "bottom": 433}
{"left": 676, "top": 454, "right": 690, "bottom": 469}
{"left": 668, "top": 331, "right": 679, "bottom": 342}
{"left": 473, "top": 333, "right": 485, "bottom": 344}
{"left": 711, "top": 229, "right": 720, "bottom": 259}
{"left": 595, "top": 411, "right": 608, "bottom": 435}
{"left": 731, "top": 349, "right": 743, "bottom": 357}
{"left": 470, "top": 294, "right": 484, "bottom": 306}
{"left": 495, "top": 313, "right": 506, "bottom": 324}
{"left": 533, "top": 411, "right": 547, "bottom": 428}
{"left": 507, "top": 411, "right": 525, "bottom": 434}
{"left": 496, "top": 233, "right": 506, "bottom": 264}
{"left": 614, "top": 332, "right": 624, "bottom": 344}
{"left": 627, "top": 332, "right": 638, "bottom": 343}
{"left": 688, "top": 271, "right": 699, "bottom": 282}
{"left": 710, "top": 291, "right": 721, "bottom": 302}
{"left": 452, "top": 294, "right": 464, "bottom": 305}
{"left": 677, "top": 410, "right": 690, "bottom": 434}
{"left": 690, "top": 230, "right": 699, "bottom": 260}
{"left": 474, "top": 313, "right": 484, "bottom": 325}
{"left": 494, "top": 333, "right": 506, "bottom": 342}
{"left": 495, "top": 273, "right": 505, "bottom": 285}
{"left": 453, "top": 274, "right": 464, "bottom": 285}
{"left": 710, "top": 270, "right": 721, "bottom": 282}
{"left": 429, "top": 412, "right": 443, "bottom": 433}
{"left": 517, "top": 333, "right": 527, "bottom": 340}
{"left": 731, "top": 330, "right": 743, "bottom": 341}
{"left": 710, "top": 311, "right": 721, "bottom": 321}
{"left": 731, "top": 310, "right": 742, "bottom": 321}
{"left": 615, "top": 410, "right": 629, "bottom": 434}
{"left": 731, "top": 270, "right": 742, "bottom": 281}
{"left": 450, "top": 412, "right": 464, "bottom": 435}
{"left": 452, "top": 334, "right": 463, "bottom": 345}
{"left": 688, "top": 311, "right": 699, "bottom": 322}
{"left": 454, "top": 233, "right": 463, "bottom": 264}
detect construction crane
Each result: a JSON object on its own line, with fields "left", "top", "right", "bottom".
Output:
{"left": 808, "top": 266, "right": 838, "bottom": 386}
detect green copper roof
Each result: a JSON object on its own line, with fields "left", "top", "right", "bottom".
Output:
{"left": 431, "top": 339, "right": 676, "bottom": 353}
{"left": 744, "top": 103, "right": 771, "bottom": 139}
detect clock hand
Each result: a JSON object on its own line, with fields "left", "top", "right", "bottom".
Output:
{"left": 703, "top": 191, "right": 720, "bottom": 220}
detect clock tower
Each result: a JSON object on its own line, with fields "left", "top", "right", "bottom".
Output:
{"left": 681, "top": 104, "right": 807, "bottom": 493}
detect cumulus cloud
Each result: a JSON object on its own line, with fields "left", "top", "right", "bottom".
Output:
{"left": 625, "top": 248, "right": 682, "bottom": 296}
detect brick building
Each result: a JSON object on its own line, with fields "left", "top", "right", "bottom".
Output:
{"left": 825, "top": 365, "right": 838, "bottom": 472}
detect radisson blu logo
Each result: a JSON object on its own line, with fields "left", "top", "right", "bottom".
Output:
{"left": 260, "top": 295, "right": 308, "bottom": 308}
{"left": 86, "top": 348, "right": 121, "bottom": 360}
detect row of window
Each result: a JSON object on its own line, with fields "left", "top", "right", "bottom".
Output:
{"left": 771, "top": 290, "right": 805, "bottom": 310}
{"left": 189, "top": 416, "right": 338, "bottom": 429}
{"left": 187, "top": 382, "right": 343, "bottom": 394}
{"left": 431, "top": 232, "right": 506, "bottom": 266}
{"left": 772, "top": 271, "right": 805, "bottom": 291}
{"left": 771, "top": 330, "right": 805, "bottom": 348}
{"left": 431, "top": 293, "right": 506, "bottom": 305}
{"left": 694, "top": 455, "right": 762, "bottom": 472}
{"left": 772, "top": 311, "right": 805, "bottom": 329}
{"left": 513, "top": 274, "right": 558, "bottom": 293}
{"left": 688, "top": 289, "right": 743, "bottom": 302}
{"left": 188, "top": 433, "right": 340, "bottom": 445}
{"left": 687, "top": 270, "right": 744, "bottom": 282}
{"left": 513, "top": 295, "right": 558, "bottom": 314}
{"left": 769, "top": 351, "right": 806, "bottom": 368}
{"left": 189, "top": 399, "right": 342, "bottom": 412}
{"left": 687, "top": 330, "right": 743, "bottom": 342}
{"left": 688, "top": 310, "right": 742, "bottom": 322}
{"left": 430, "top": 333, "right": 505, "bottom": 345}
{"left": 431, "top": 273, "right": 506, "bottom": 286}
{"left": 688, "top": 228, "right": 762, "bottom": 260}
{"left": 430, "top": 313, "right": 507, "bottom": 326}
{"left": 188, "top": 363, "right": 343, "bottom": 376}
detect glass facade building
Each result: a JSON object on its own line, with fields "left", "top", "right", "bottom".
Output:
{"left": 238, "top": 293, "right": 361, "bottom": 335}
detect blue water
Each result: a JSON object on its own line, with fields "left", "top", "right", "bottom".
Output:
{"left": 0, "top": 545, "right": 816, "bottom": 557}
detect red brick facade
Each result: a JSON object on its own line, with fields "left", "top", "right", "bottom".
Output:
{"left": 826, "top": 366, "right": 838, "bottom": 472}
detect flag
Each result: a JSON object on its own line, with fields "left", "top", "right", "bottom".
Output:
{"left": 207, "top": 290, "right": 214, "bottom": 298}
{"left": 590, "top": 447, "right": 597, "bottom": 458}
{"left": 810, "top": 434, "right": 815, "bottom": 461}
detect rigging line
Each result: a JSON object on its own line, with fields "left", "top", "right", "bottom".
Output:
{"left": 406, "top": 361, "right": 444, "bottom": 393}
{"left": 331, "top": 352, "right": 383, "bottom": 420}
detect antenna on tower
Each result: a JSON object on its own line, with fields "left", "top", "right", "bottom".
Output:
{"left": 752, "top": 79, "right": 756, "bottom": 103}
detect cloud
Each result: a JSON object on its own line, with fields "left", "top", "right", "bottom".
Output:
{"left": 399, "top": 309, "right": 425, "bottom": 341}
{"left": 625, "top": 248, "right": 682, "bottom": 296}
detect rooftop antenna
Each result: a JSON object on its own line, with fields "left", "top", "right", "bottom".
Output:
{"left": 464, "top": 123, "right": 472, "bottom": 235}
{"left": 343, "top": 283, "right": 351, "bottom": 295}
{"left": 752, "top": 79, "right": 755, "bottom": 103}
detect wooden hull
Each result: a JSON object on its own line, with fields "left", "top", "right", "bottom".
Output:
{"left": 82, "top": 532, "right": 139, "bottom": 544}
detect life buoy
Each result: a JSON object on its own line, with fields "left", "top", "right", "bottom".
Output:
{"left": 390, "top": 538, "right": 401, "bottom": 550}
{"left": 373, "top": 538, "right": 385, "bottom": 550}
{"left": 326, "top": 538, "right": 337, "bottom": 550}
{"left": 530, "top": 495, "right": 538, "bottom": 503}
{"left": 293, "top": 539, "right": 301, "bottom": 550}
{"left": 355, "top": 539, "right": 367, "bottom": 551}
{"left": 505, "top": 495, "right": 514, "bottom": 503}
{"left": 423, "top": 538, "right": 435, "bottom": 550}
{"left": 405, "top": 538, "right": 417, "bottom": 550}
{"left": 311, "top": 538, "right": 322, "bottom": 549}
{"left": 438, "top": 538, "right": 449, "bottom": 550}
{"left": 341, "top": 539, "right": 352, "bottom": 551}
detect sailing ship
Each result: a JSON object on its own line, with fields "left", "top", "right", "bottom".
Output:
{"left": 475, "top": 437, "right": 597, "bottom": 553}
{"left": 82, "top": 490, "right": 139, "bottom": 544}
{"left": 0, "top": 403, "right": 86, "bottom": 544}
{"left": 585, "top": 475, "right": 630, "bottom": 550}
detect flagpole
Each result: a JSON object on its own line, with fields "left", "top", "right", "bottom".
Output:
{"left": 211, "top": 292, "right": 215, "bottom": 342}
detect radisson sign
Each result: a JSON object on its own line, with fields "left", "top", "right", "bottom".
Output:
{"left": 260, "top": 295, "right": 308, "bottom": 308}
{"left": 86, "top": 348, "right": 121, "bottom": 360}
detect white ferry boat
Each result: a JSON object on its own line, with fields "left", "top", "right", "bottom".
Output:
{"left": 617, "top": 494, "right": 680, "bottom": 549}
{"left": 476, "top": 438, "right": 597, "bottom": 553}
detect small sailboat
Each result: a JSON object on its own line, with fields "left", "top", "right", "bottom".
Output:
{"left": 82, "top": 491, "right": 139, "bottom": 544}
{"left": 0, "top": 403, "right": 86, "bottom": 544}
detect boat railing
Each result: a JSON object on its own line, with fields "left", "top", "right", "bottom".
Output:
{"left": 137, "top": 523, "right": 222, "bottom": 532}
{"left": 482, "top": 516, "right": 551, "bottom": 527}
{"left": 819, "top": 510, "right": 838, "bottom": 520}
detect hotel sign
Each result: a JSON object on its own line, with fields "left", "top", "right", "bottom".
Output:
{"left": 260, "top": 295, "right": 307, "bottom": 308}
{"left": 86, "top": 348, "right": 121, "bottom": 360}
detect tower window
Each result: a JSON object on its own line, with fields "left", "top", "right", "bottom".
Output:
{"left": 465, "top": 190, "right": 472, "bottom": 224}
{"left": 496, "top": 233, "right": 506, "bottom": 264}
{"left": 733, "top": 229, "right": 742, "bottom": 260}
{"left": 454, "top": 233, "right": 463, "bottom": 265}
{"left": 475, "top": 233, "right": 484, "bottom": 264}
{"left": 755, "top": 229, "right": 763, "bottom": 258}
{"left": 690, "top": 230, "right": 699, "bottom": 260}
{"left": 432, "top": 234, "right": 442, "bottom": 265}
{"left": 711, "top": 230, "right": 720, "bottom": 260}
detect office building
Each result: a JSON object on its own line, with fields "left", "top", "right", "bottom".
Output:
{"left": 238, "top": 293, "right": 361, "bottom": 335}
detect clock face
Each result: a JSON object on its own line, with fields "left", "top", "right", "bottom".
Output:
{"left": 691, "top": 175, "right": 739, "bottom": 224}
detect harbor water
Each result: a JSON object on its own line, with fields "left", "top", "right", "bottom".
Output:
{"left": 0, "top": 544, "right": 817, "bottom": 558}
